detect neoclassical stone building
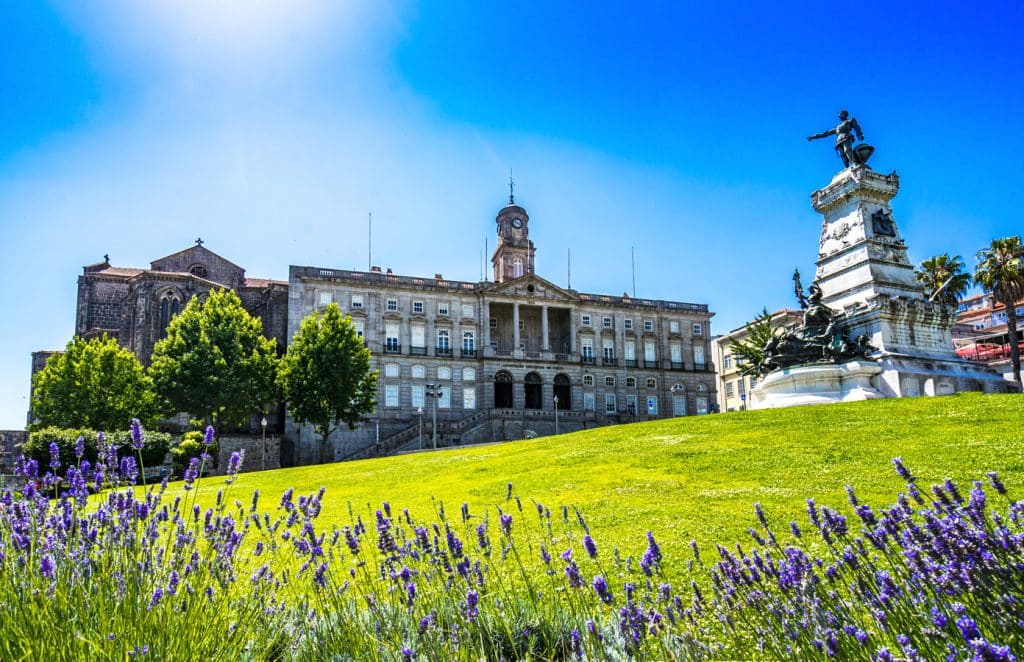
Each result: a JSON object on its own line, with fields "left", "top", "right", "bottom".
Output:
{"left": 286, "top": 198, "right": 717, "bottom": 462}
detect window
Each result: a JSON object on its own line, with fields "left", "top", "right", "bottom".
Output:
{"left": 384, "top": 385, "right": 399, "bottom": 408}
{"left": 603, "top": 339, "right": 615, "bottom": 361}
{"left": 581, "top": 338, "right": 594, "bottom": 359}
{"left": 603, "top": 316, "right": 613, "bottom": 328}
{"left": 738, "top": 379, "right": 746, "bottom": 394}
{"left": 670, "top": 321, "right": 680, "bottom": 334}
{"left": 385, "top": 323, "right": 400, "bottom": 352}
{"left": 644, "top": 340, "right": 656, "bottom": 362}
{"left": 412, "top": 384, "right": 425, "bottom": 408}
{"left": 693, "top": 323, "right": 703, "bottom": 336}
{"left": 351, "top": 295, "right": 363, "bottom": 309}
{"left": 386, "top": 299, "right": 398, "bottom": 312}
{"left": 694, "top": 345, "right": 705, "bottom": 367}
{"left": 436, "top": 366, "right": 451, "bottom": 380}
{"left": 726, "top": 382, "right": 734, "bottom": 397}
{"left": 583, "top": 374, "right": 594, "bottom": 386}
{"left": 670, "top": 344, "right": 682, "bottom": 363}
{"left": 518, "top": 320, "right": 525, "bottom": 331}
{"left": 413, "top": 301, "right": 424, "bottom": 314}
{"left": 624, "top": 318, "right": 633, "bottom": 330}
{"left": 439, "top": 387, "right": 451, "bottom": 409}
{"left": 463, "top": 367, "right": 476, "bottom": 381}
{"left": 672, "top": 393, "right": 687, "bottom": 416}
{"left": 626, "top": 394, "right": 638, "bottom": 415}
{"left": 724, "top": 354, "right": 732, "bottom": 369}
{"left": 583, "top": 392, "right": 595, "bottom": 411}
{"left": 462, "top": 304, "right": 474, "bottom": 318}
{"left": 411, "top": 365, "right": 425, "bottom": 379}
{"left": 624, "top": 341, "right": 636, "bottom": 361}
{"left": 463, "top": 387, "right": 476, "bottom": 410}
{"left": 643, "top": 320, "right": 654, "bottom": 332}
{"left": 626, "top": 377, "right": 637, "bottom": 388}
{"left": 749, "top": 375, "right": 758, "bottom": 388}
{"left": 437, "top": 329, "right": 450, "bottom": 351}
{"left": 159, "top": 294, "right": 180, "bottom": 337}
{"left": 605, "top": 394, "right": 617, "bottom": 414}
{"left": 582, "top": 314, "right": 592, "bottom": 327}
{"left": 646, "top": 377, "right": 657, "bottom": 389}
{"left": 354, "top": 321, "right": 364, "bottom": 339}
{"left": 605, "top": 376, "right": 615, "bottom": 387}
{"left": 513, "top": 258, "right": 524, "bottom": 278}
{"left": 438, "top": 302, "right": 449, "bottom": 316}
{"left": 384, "top": 363, "right": 399, "bottom": 378}
{"left": 489, "top": 317, "right": 497, "bottom": 329}
{"left": 411, "top": 325, "right": 425, "bottom": 350}
{"left": 463, "top": 331, "right": 475, "bottom": 352}
{"left": 318, "top": 291, "right": 333, "bottom": 308}
{"left": 647, "top": 396, "right": 659, "bottom": 416}
{"left": 189, "top": 264, "right": 208, "bottom": 278}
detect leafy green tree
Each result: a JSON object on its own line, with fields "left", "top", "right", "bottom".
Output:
{"left": 974, "top": 236, "right": 1024, "bottom": 387}
{"left": 728, "top": 308, "right": 783, "bottom": 377}
{"left": 150, "top": 289, "right": 279, "bottom": 429}
{"left": 915, "top": 253, "right": 972, "bottom": 307}
{"left": 278, "top": 304, "right": 377, "bottom": 463}
{"left": 31, "top": 335, "right": 158, "bottom": 431}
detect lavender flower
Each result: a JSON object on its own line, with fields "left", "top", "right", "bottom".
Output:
{"left": 49, "top": 441, "right": 61, "bottom": 472}
{"left": 583, "top": 534, "right": 598, "bottom": 559}
{"left": 130, "top": 418, "right": 145, "bottom": 450}
{"left": 74, "top": 435, "right": 86, "bottom": 460}
{"left": 499, "top": 512, "right": 513, "bottom": 536}
{"left": 203, "top": 425, "right": 215, "bottom": 445}
{"left": 593, "top": 575, "right": 613, "bottom": 604}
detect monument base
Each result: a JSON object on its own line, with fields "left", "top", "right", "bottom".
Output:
{"left": 749, "top": 360, "right": 884, "bottom": 409}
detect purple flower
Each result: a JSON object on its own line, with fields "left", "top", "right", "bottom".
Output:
{"left": 540, "top": 545, "right": 551, "bottom": 565}
{"left": 74, "top": 435, "right": 86, "bottom": 460}
{"left": 500, "top": 513, "right": 513, "bottom": 536}
{"left": 130, "top": 418, "right": 145, "bottom": 450}
{"left": 40, "top": 555, "right": 55, "bottom": 578}
{"left": 593, "top": 575, "right": 613, "bottom": 604}
{"left": 203, "top": 425, "right": 215, "bottom": 445}
{"left": 148, "top": 587, "right": 163, "bottom": 610}
{"left": 892, "top": 457, "right": 913, "bottom": 482}
{"left": 465, "top": 590, "right": 479, "bottom": 621}
{"left": 49, "top": 441, "right": 61, "bottom": 472}
{"left": 583, "top": 535, "right": 598, "bottom": 559}
{"left": 506, "top": 481, "right": 513, "bottom": 500}
{"left": 226, "top": 450, "right": 244, "bottom": 476}
{"left": 931, "top": 607, "right": 948, "bottom": 629}
{"left": 476, "top": 522, "right": 489, "bottom": 550}
{"left": 565, "top": 561, "right": 583, "bottom": 588}
{"left": 401, "top": 646, "right": 414, "bottom": 661}
{"left": 183, "top": 458, "right": 200, "bottom": 490}
{"left": 987, "top": 471, "right": 1007, "bottom": 495}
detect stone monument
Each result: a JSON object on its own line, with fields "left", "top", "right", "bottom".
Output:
{"left": 750, "top": 112, "right": 1008, "bottom": 409}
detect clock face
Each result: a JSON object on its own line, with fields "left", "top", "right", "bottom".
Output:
{"left": 511, "top": 218, "right": 523, "bottom": 229}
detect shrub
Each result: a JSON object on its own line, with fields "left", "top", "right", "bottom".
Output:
{"left": 170, "top": 431, "right": 217, "bottom": 477}
{"left": 24, "top": 426, "right": 171, "bottom": 470}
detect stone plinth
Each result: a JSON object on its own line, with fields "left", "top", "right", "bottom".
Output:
{"left": 812, "top": 167, "right": 923, "bottom": 312}
{"left": 749, "top": 361, "right": 883, "bottom": 409}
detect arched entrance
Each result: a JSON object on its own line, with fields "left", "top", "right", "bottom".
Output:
{"left": 553, "top": 374, "right": 571, "bottom": 410}
{"left": 524, "top": 372, "right": 543, "bottom": 410}
{"left": 494, "top": 371, "right": 514, "bottom": 408}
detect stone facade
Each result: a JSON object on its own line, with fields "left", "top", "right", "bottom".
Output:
{"left": 286, "top": 199, "right": 717, "bottom": 463}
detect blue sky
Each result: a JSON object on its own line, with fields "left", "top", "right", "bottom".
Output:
{"left": 1, "top": 1, "right": 1021, "bottom": 428}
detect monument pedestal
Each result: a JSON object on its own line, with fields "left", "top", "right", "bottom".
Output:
{"left": 752, "top": 165, "right": 1009, "bottom": 408}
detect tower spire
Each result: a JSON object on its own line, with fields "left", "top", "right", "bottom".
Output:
{"left": 508, "top": 169, "right": 515, "bottom": 205}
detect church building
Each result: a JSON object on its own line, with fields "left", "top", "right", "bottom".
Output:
{"left": 286, "top": 195, "right": 716, "bottom": 462}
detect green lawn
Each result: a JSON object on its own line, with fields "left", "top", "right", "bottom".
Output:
{"left": 187, "top": 392, "right": 1023, "bottom": 565}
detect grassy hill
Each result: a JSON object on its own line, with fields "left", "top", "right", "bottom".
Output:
{"left": 192, "top": 392, "right": 1023, "bottom": 562}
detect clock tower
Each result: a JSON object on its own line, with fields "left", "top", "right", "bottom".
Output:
{"left": 491, "top": 185, "right": 536, "bottom": 283}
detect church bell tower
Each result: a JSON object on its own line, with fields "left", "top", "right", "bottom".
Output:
{"left": 491, "top": 179, "right": 536, "bottom": 283}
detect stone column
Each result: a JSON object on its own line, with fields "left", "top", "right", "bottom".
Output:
{"left": 482, "top": 300, "right": 490, "bottom": 348}
{"left": 513, "top": 302, "right": 520, "bottom": 351}
{"left": 569, "top": 307, "right": 577, "bottom": 353}
{"left": 541, "top": 305, "right": 549, "bottom": 351}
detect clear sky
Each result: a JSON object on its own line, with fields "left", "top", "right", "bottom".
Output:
{"left": 1, "top": 1, "right": 1021, "bottom": 428}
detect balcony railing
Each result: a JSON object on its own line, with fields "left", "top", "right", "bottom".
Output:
{"left": 581, "top": 356, "right": 596, "bottom": 365}
{"left": 461, "top": 348, "right": 477, "bottom": 358}
{"left": 670, "top": 361, "right": 684, "bottom": 370}
{"left": 384, "top": 343, "right": 401, "bottom": 354}
{"left": 436, "top": 347, "right": 452, "bottom": 357}
{"left": 602, "top": 357, "right": 618, "bottom": 366}
{"left": 409, "top": 346, "right": 427, "bottom": 356}
{"left": 624, "top": 359, "right": 637, "bottom": 367}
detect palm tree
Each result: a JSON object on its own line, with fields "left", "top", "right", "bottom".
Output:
{"left": 915, "top": 253, "right": 972, "bottom": 307}
{"left": 974, "top": 236, "right": 1024, "bottom": 388}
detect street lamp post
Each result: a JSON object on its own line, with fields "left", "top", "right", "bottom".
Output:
{"left": 426, "top": 383, "right": 443, "bottom": 450}
{"left": 553, "top": 395, "right": 559, "bottom": 435}
{"left": 260, "top": 416, "right": 268, "bottom": 471}
{"left": 417, "top": 407, "right": 424, "bottom": 450}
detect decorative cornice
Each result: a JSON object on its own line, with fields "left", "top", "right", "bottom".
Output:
{"left": 811, "top": 167, "right": 899, "bottom": 214}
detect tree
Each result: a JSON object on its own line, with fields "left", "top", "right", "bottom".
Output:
{"left": 915, "top": 253, "right": 972, "bottom": 307}
{"left": 728, "top": 308, "right": 784, "bottom": 377}
{"left": 149, "top": 289, "right": 279, "bottom": 429}
{"left": 278, "top": 304, "right": 376, "bottom": 463}
{"left": 31, "top": 335, "right": 159, "bottom": 432}
{"left": 974, "top": 236, "right": 1024, "bottom": 388}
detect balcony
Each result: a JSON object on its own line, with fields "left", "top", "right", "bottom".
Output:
{"left": 460, "top": 348, "right": 477, "bottom": 358}
{"left": 409, "top": 346, "right": 427, "bottom": 356}
{"left": 384, "top": 343, "right": 401, "bottom": 354}
{"left": 602, "top": 357, "right": 618, "bottom": 367}
{"left": 581, "top": 355, "right": 596, "bottom": 365}
{"left": 670, "top": 361, "right": 684, "bottom": 370}
{"left": 624, "top": 359, "right": 637, "bottom": 368}
{"left": 436, "top": 347, "right": 453, "bottom": 357}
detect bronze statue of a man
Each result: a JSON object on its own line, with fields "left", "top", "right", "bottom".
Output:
{"left": 808, "top": 109, "right": 867, "bottom": 168}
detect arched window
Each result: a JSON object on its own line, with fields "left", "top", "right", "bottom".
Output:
{"left": 513, "top": 258, "right": 524, "bottom": 278}
{"left": 159, "top": 292, "right": 181, "bottom": 338}
{"left": 494, "top": 371, "right": 514, "bottom": 408}
{"left": 189, "top": 264, "right": 208, "bottom": 278}
{"left": 463, "top": 330, "right": 475, "bottom": 352}
{"left": 553, "top": 373, "right": 571, "bottom": 410}
{"left": 524, "top": 372, "right": 543, "bottom": 410}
